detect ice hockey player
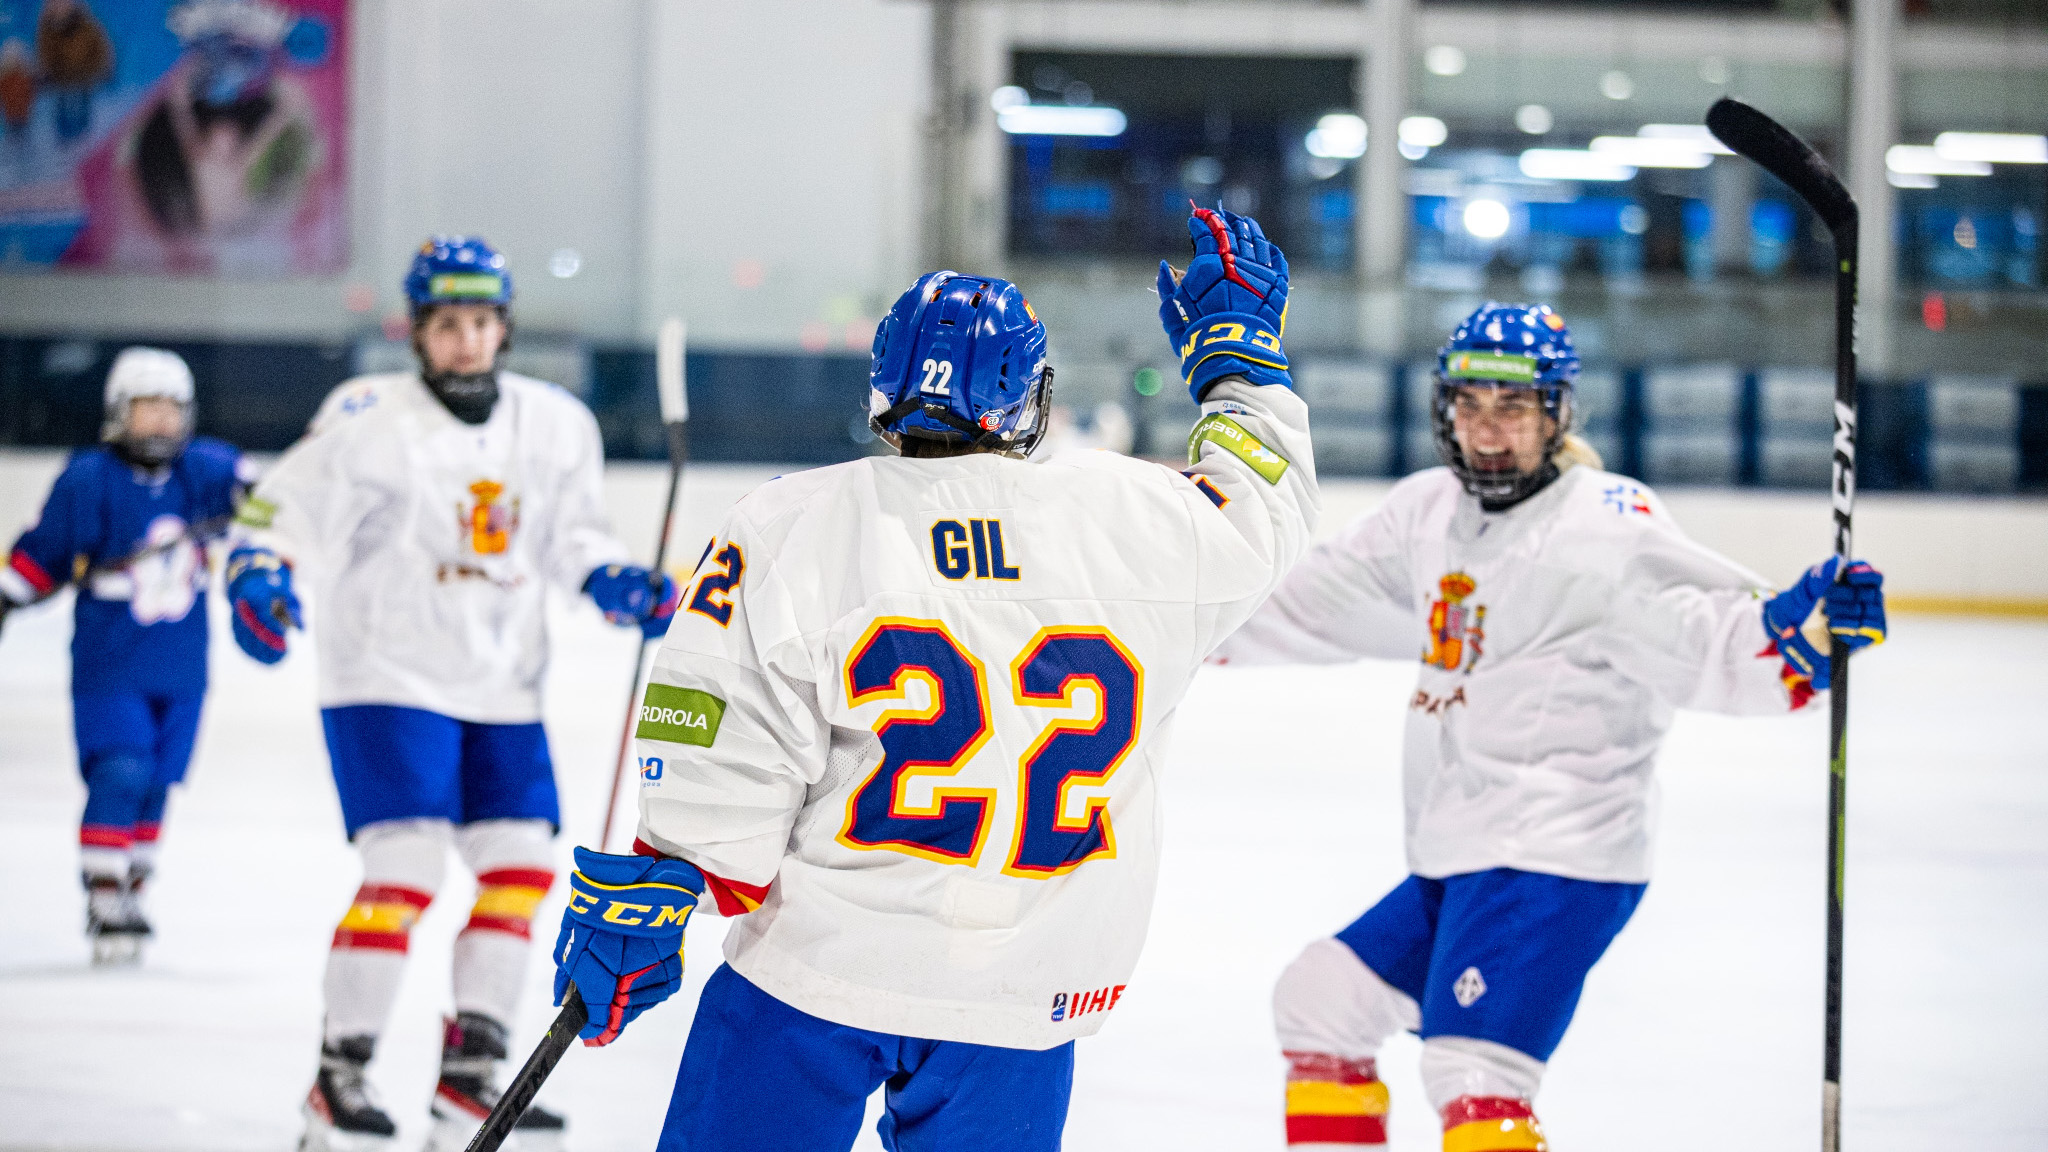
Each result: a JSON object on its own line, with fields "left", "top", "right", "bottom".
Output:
{"left": 545, "top": 208, "right": 1314, "bottom": 1151}
{"left": 1, "top": 347, "right": 248, "bottom": 965}
{"left": 225, "top": 236, "right": 679, "bottom": 1151}
{"left": 1211, "top": 302, "right": 1888, "bottom": 1150}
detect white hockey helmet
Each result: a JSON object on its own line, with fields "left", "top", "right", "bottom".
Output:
{"left": 102, "top": 346, "right": 196, "bottom": 466}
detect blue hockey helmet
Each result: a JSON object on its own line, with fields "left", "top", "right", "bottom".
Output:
{"left": 404, "top": 236, "right": 514, "bottom": 316}
{"left": 1431, "top": 302, "right": 1581, "bottom": 507}
{"left": 868, "top": 271, "right": 1052, "bottom": 457}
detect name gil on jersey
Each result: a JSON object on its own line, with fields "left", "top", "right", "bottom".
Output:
{"left": 636, "top": 684, "right": 726, "bottom": 747}
{"left": 1051, "top": 983, "right": 1127, "bottom": 1022}
{"left": 930, "top": 518, "right": 1020, "bottom": 581}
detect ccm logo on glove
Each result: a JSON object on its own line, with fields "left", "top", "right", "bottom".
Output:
{"left": 566, "top": 875, "right": 697, "bottom": 930}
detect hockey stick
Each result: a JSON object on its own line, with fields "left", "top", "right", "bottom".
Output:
{"left": 599, "top": 317, "right": 690, "bottom": 851}
{"left": 4, "top": 509, "right": 239, "bottom": 627}
{"left": 83, "top": 511, "right": 236, "bottom": 581}
{"left": 461, "top": 983, "right": 589, "bottom": 1152}
{"left": 1706, "top": 96, "right": 1859, "bottom": 1152}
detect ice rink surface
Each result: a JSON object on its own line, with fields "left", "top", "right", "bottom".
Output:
{"left": 2, "top": 467, "right": 2044, "bottom": 1151}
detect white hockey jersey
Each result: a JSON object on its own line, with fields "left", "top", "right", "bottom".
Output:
{"left": 238, "top": 371, "right": 630, "bottom": 723}
{"left": 633, "top": 380, "right": 1317, "bottom": 1050}
{"left": 1213, "top": 465, "right": 1804, "bottom": 885}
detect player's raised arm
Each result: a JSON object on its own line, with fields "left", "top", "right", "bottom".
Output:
{"left": 1155, "top": 206, "right": 1320, "bottom": 650}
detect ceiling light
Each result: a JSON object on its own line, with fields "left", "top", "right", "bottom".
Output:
{"left": 997, "top": 105, "right": 1127, "bottom": 137}
{"left": 1424, "top": 45, "right": 1467, "bottom": 77}
{"left": 1637, "top": 124, "right": 1734, "bottom": 155}
{"left": 1933, "top": 132, "right": 2048, "bottom": 165}
{"left": 1519, "top": 149, "right": 1637, "bottom": 182}
{"left": 1514, "top": 104, "right": 1553, "bottom": 135}
{"left": 1590, "top": 136, "right": 1712, "bottom": 169}
{"left": 1463, "top": 198, "right": 1510, "bottom": 239}
{"left": 1400, "top": 115, "right": 1448, "bottom": 149}
{"left": 1600, "top": 70, "right": 1634, "bottom": 101}
{"left": 1307, "top": 113, "right": 1367, "bottom": 160}
{"left": 1885, "top": 145, "right": 1991, "bottom": 177}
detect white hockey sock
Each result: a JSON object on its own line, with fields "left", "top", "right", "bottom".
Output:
{"left": 1418, "top": 1035, "right": 1545, "bottom": 1111}
{"left": 1273, "top": 939, "right": 1418, "bottom": 1148}
{"left": 323, "top": 819, "right": 448, "bottom": 1043}
{"left": 450, "top": 819, "right": 555, "bottom": 1026}
{"left": 1274, "top": 937, "right": 1420, "bottom": 1058}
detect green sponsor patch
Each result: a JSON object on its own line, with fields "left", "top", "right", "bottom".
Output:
{"left": 234, "top": 495, "right": 277, "bottom": 529}
{"left": 1442, "top": 351, "right": 1539, "bottom": 383}
{"left": 429, "top": 272, "right": 505, "bottom": 300}
{"left": 1187, "top": 413, "right": 1290, "bottom": 484}
{"left": 636, "top": 683, "right": 726, "bottom": 747}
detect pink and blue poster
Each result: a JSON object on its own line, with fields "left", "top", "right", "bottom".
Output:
{"left": 0, "top": 0, "right": 347, "bottom": 275}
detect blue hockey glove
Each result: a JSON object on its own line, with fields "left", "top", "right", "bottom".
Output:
{"left": 1157, "top": 205, "right": 1292, "bottom": 401}
{"left": 1762, "top": 557, "right": 1886, "bottom": 692}
{"left": 552, "top": 846, "right": 704, "bottom": 1047}
{"left": 1826, "top": 560, "right": 1886, "bottom": 651}
{"left": 224, "top": 547, "right": 301, "bottom": 664}
{"left": 585, "top": 564, "right": 680, "bottom": 640}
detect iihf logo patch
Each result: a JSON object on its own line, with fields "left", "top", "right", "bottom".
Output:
{"left": 1453, "top": 966, "right": 1487, "bottom": 1007}
{"left": 1050, "top": 993, "right": 1068, "bottom": 1022}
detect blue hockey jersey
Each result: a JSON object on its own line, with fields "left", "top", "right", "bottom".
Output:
{"left": 3, "top": 439, "right": 250, "bottom": 696}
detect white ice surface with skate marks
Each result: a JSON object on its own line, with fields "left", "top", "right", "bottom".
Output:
{"left": 2, "top": 501, "right": 2045, "bottom": 1150}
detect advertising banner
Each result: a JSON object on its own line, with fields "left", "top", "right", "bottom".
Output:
{"left": 0, "top": 0, "right": 347, "bottom": 275}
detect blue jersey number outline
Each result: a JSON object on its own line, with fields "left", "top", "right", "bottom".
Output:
{"left": 837, "top": 620, "right": 1140, "bottom": 876}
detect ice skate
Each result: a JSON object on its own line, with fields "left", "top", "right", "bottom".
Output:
{"left": 300, "top": 1037, "right": 397, "bottom": 1152}
{"left": 425, "top": 1011, "right": 565, "bottom": 1152}
{"left": 86, "top": 877, "right": 149, "bottom": 966}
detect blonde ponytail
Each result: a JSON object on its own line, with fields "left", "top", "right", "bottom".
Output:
{"left": 1553, "top": 433, "right": 1604, "bottom": 473}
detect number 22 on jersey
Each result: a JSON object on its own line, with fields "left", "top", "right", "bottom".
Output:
{"left": 838, "top": 618, "right": 1142, "bottom": 879}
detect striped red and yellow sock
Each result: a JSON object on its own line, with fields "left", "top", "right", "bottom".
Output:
{"left": 1441, "top": 1095, "right": 1547, "bottom": 1152}
{"left": 1284, "top": 1051, "right": 1388, "bottom": 1146}
{"left": 461, "top": 868, "right": 554, "bottom": 939}
{"left": 331, "top": 883, "right": 432, "bottom": 952}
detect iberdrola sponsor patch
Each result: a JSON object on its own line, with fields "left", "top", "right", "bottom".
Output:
{"left": 1187, "top": 413, "right": 1290, "bottom": 484}
{"left": 636, "top": 683, "right": 725, "bottom": 747}
{"left": 1443, "top": 351, "right": 1539, "bottom": 383}
{"left": 235, "top": 495, "right": 277, "bottom": 530}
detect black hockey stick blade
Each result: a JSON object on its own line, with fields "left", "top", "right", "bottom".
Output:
{"left": 1706, "top": 97, "right": 1856, "bottom": 238}
{"left": 462, "top": 985, "right": 589, "bottom": 1152}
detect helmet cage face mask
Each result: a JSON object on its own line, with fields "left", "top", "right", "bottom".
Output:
{"left": 102, "top": 348, "right": 196, "bottom": 468}
{"left": 1431, "top": 302, "right": 1581, "bottom": 509}
{"left": 867, "top": 272, "right": 1053, "bottom": 459}
{"left": 1430, "top": 378, "right": 1573, "bottom": 509}
{"left": 104, "top": 396, "right": 196, "bottom": 469}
